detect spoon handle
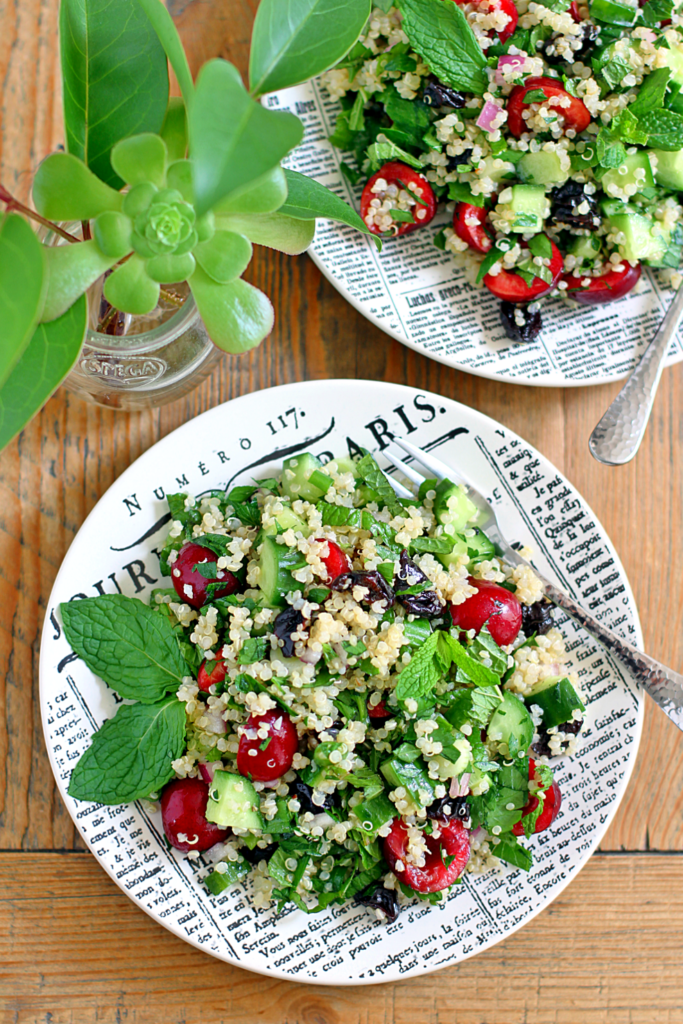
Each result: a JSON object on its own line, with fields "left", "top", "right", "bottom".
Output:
{"left": 589, "top": 285, "right": 683, "bottom": 466}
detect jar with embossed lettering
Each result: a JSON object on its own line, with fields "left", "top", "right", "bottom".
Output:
{"left": 45, "top": 225, "right": 222, "bottom": 410}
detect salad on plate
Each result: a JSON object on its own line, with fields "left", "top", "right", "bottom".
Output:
{"left": 61, "top": 450, "right": 589, "bottom": 923}
{"left": 320, "top": 0, "right": 683, "bottom": 342}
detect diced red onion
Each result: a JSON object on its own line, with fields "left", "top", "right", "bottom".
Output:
{"left": 495, "top": 55, "right": 526, "bottom": 85}
{"left": 299, "top": 647, "right": 322, "bottom": 665}
{"left": 205, "top": 840, "right": 231, "bottom": 864}
{"left": 449, "top": 773, "right": 471, "bottom": 799}
{"left": 198, "top": 761, "right": 221, "bottom": 784}
{"left": 476, "top": 100, "right": 503, "bottom": 134}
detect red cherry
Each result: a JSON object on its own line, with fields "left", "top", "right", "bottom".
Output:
{"left": 568, "top": 0, "right": 582, "bottom": 20}
{"left": 450, "top": 577, "right": 522, "bottom": 646}
{"left": 484, "top": 238, "right": 564, "bottom": 303}
{"left": 236, "top": 709, "right": 298, "bottom": 782}
{"left": 360, "top": 162, "right": 437, "bottom": 237}
{"left": 160, "top": 777, "right": 229, "bottom": 852}
{"left": 383, "top": 818, "right": 470, "bottom": 893}
{"left": 317, "top": 538, "right": 351, "bottom": 582}
{"left": 171, "top": 542, "right": 239, "bottom": 609}
{"left": 512, "top": 760, "right": 562, "bottom": 836}
{"left": 368, "top": 698, "right": 390, "bottom": 719}
{"left": 507, "top": 77, "right": 591, "bottom": 138}
{"left": 454, "top": 202, "right": 493, "bottom": 254}
{"left": 562, "top": 263, "right": 641, "bottom": 306}
{"left": 197, "top": 656, "right": 227, "bottom": 693}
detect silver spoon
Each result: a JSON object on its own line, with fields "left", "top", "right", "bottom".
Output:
{"left": 589, "top": 285, "right": 683, "bottom": 465}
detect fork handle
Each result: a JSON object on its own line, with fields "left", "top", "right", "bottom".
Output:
{"left": 540, "top": 579, "right": 683, "bottom": 730}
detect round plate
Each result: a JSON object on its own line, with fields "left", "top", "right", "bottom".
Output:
{"left": 275, "top": 80, "right": 683, "bottom": 387}
{"left": 40, "top": 380, "right": 643, "bottom": 984}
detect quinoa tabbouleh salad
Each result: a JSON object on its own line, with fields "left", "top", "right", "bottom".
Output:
{"left": 319, "top": 0, "right": 683, "bottom": 343}
{"left": 62, "top": 450, "right": 588, "bottom": 922}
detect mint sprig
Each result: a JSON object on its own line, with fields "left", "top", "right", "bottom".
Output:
{"left": 399, "top": 0, "right": 487, "bottom": 96}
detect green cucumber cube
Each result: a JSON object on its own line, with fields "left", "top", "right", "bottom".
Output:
{"left": 651, "top": 148, "right": 683, "bottom": 191}
{"left": 499, "top": 184, "right": 549, "bottom": 234}
{"left": 205, "top": 771, "right": 263, "bottom": 830}
{"left": 517, "top": 150, "right": 569, "bottom": 187}
{"left": 601, "top": 152, "right": 655, "bottom": 197}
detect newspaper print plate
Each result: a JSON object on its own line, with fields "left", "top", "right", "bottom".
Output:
{"left": 40, "top": 380, "right": 643, "bottom": 984}
{"left": 273, "top": 80, "right": 683, "bottom": 387}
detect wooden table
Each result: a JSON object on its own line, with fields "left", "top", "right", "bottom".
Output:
{"left": 2, "top": 2, "right": 683, "bottom": 1021}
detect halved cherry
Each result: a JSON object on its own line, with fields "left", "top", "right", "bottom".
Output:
{"left": 451, "top": 0, "right": 518, "bottom": 43}
{"left": 160, "top": 777, "right": 229, "bottom": 852}
{"left": 360, "top": 161, "right": 437, "bottom": 237}
{"left": 569, "top": 0, "right": 582, "bottom": 20}
{"left": 197, "top": 656, "right": 228, "bottom": 692}
{"left": 512, "top": 759, "right": 562, "bottom": 836}
{"left": 316, "top": 538, "right": 351, "bottom": 582}
{"left": 383, "top": 818, "right": 470, "bottom": 893}
{"left": 236, "top": 708, "right": 298, "bottom": 782}
{"left": 507, "top": 77, "right": 591, "bottom": 138}
{"left": 450, "top": 577, "right": 522, "bottom": 646}
{"left": 562, "top": 263, "right": 641, "bottom": 305}
{"left": 454, "top": 202, "right": 493, "bottom": 254}
{"left": 484, "top": 237, "right": 564, "bottom": 303}
{"left": 368, "top": 697, "right": 390, "bottom": 720}
{"left": 171, "top": 542, "right": 239, "bottom": 609}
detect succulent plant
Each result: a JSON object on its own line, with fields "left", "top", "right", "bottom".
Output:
{"left": 0, "top": 0, "right": 375, "bottom": 450}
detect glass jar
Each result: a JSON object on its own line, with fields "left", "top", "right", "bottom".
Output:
{"left": 46, "top": 225, "right": 222, "bottom": 410}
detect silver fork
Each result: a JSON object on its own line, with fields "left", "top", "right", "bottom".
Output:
{"left": 384, "top": 435, "right": 683, "bottom": 732}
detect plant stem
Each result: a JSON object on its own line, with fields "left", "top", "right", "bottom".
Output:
{"left": 0, "top": 185, "right": 80, "bottom": 243}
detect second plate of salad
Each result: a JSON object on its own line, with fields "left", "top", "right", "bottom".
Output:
{"left": 276, "top": 0, "right": 683, "bottom": 385}
{"left": 40, "top": 380, "right": 643, "bottom": 983}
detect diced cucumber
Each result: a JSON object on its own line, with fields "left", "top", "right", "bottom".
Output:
{"left": 380, "top": 757, "right": 436, "bottom": 809}
{"left": 269, "top": 647, "right": 303, "bottom": 676}
{"left": 433, "top": 478, "right": 478, "bottom": 531}
{"left": 258, "top": 535, "right": 307, "bottom": 606}
{"left": 487, "top": 692, "right": 534, "bottom": 758}
{"left": 659, "top": 41, "right": 683, "bottom": 86}
{"left": 601, "top": 152, "right": 655, "bottom": 197}
{"left": 499, "top": 184, "right": 549, "bottom": 234}
{"left": 205, "top": 771, "right": 263, "bottom": 830}
{"left": 353, "top": 791, "right": 396, "bottom": 835}
{"left": 328, "top": 456, "right": 358, "bottom": 478}
{"left": 205, "top": 857, "right": 250, "bottom": 894}
{"left": 651, "top": 148, "right": 683, "bottom": 191}
{"left": 473, "top": 155, "right": 516, "bottom": 184}
{"left": 437, "top": 526, "right": 496, "bottom": 570}
{"left": 606, "top": 208, "right": 668, "bottom": 263}
{"left": 281, "top": 452, "right": 328, "bottom": 502}
{"left": 567, "top": 234, "right": 601, "bottom": 265}
{"left": 523, "top": 676, "right": 585, "bottom": 730}
{"left": 263, "top": 505, "right": 311, "bottom": 538}
{"left": 517, "top": 150, "right": 568, "bottom": 187}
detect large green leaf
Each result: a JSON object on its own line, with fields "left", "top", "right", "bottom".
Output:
{"left": 0, "top": 295, "right": 88, "bottom": 452}
{"left": 190, "top": 268, "right": 274, "bottom": 353}
{"left": 33, "top": 153, "right": 123, "bottom": 221}
{"left": 279, "top": 168, "right": 380, "bottom": 247}
{"left": 189, "top": 59, "right": 303, "bottom": 216}
{"left": 249, "top": 0, "right": 371, "bottom": 97}
{"left": 215, "top": 210, "right": 315, "bottom": 254}
{"left": 41, "top": 241, "right": 117, "bottom": 323}
{"left": 60, "top": 0, "right": 169, "bottom": 189}
{"left": 0, "top": 215, "right": 46, "bottom": 389}
{"left": 213, "top": 166, "right": 288, "bottom": 215}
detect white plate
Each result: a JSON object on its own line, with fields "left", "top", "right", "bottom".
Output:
{"left": 275, "top": 80, "right": 683, "bottom": 387}
{"left": 41, "top": 379, "right": 643, "bottom": 984}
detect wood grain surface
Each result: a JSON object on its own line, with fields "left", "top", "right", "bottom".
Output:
{"left": 1, "top": 1, "right": 683, "bottom": 1020}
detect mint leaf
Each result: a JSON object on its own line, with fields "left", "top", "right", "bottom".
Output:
{"left": 226, "top": 500, "right": 261, "bottom": 525}
{"left": 523, "top": 790, "right": 545, "bottom": 837}
{"left": 637, "top": 108, "right": 683, "bottom": 150}
{"left": 630, "top": 67, "right": 669, "bottom": 119}
{"left": 528, "top": 234, "right": 553, "bottom": 260}
{"left": 67, "top": 696, "right": 185, "bottom": 803}
{"left": 494, "top": 833, "right": 533, "bottom": 871}
{"left": 399, "top": 0, "right": 487, "bottom": 96}
{"left": 356, "top": 451, "right": 404, "bottom": 516}
{"left": 470, "top": 688, "right": 502, "bottom": 728}
{"left": 395, "top": 631, "right": 441, "bottom": 700}
{"left": 239, "top": 637, "right": 269, "bottom": 664}
{"left": 61, "top": 595, "right": 188, "bottom": 702}
{"left": 467, "top": 627, "right": 508, "bottom": 678}
{"left": 447, "top": 181, "right": 486, "bottom": 206}
{"left": 438, "top": 631, "right": 500, "bottom": 687}
{"left": 205, "top": 857, "right": 250, "bottom": 894}
{"left": 409, "top": 536, "right": 455, "bottom": 554}
{"left": 596, "top": 129, "right": 627, "bottom": 169}
{"left": 609, "top": 108, "right": 648, "bottom": 146}
{"left": 642, "top": 0, "right": 673, "bottom": 25}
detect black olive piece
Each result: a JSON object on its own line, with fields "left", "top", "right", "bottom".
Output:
{"left": 394, "top": 550, "right": 445, "bottom": 618}
{"left": 330, "top": 570, "right": 395, "bottom": 607}
{"left": 427, "top": 795, "right": 470, "bottom": 822}
{"left": 500, "top": 301, "right": 543, "bottom": 344}
{"left": 549, "top": 180, "right": 601, "bottom": 231}
{"left": 272, "top": 606, "right": 305, "bottom": 658}
{"left": 240, "top": 842, "right": 278, "bottom": 865}
{"left": 423, "top": 76, "right": 466, "bottom": 109}
{"left": 532, "top": 718, "right": 583, "bottom": 759}
{"left": 572, "top": 21, "right": 601, "bottom": 62}
{"left": 354, "top": 883, "right": 401, "bottom": 923}
{"left": 289, "top": 778, "right": 337, "bottom": 814}
{"left": 446, "top": 147, "right": 473, "bottom": 173}
{"left": 521, "top": 599, "right": 555, "bottom": 637}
